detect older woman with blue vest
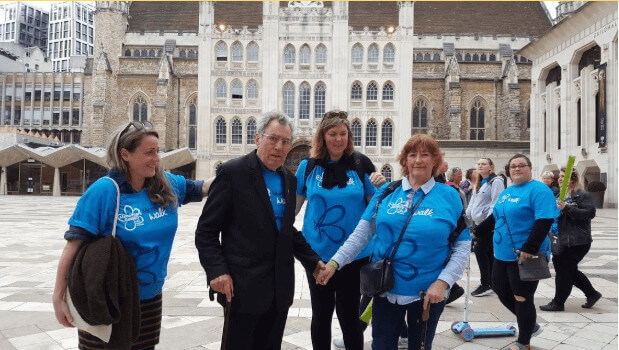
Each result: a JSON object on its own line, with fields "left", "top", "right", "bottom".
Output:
{"left": 318, "top": 134, "right": 470, "bottom": 350}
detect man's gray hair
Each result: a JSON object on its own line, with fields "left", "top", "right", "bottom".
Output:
{"left": 256, "top": 111, "right": 294, "bottom": 140}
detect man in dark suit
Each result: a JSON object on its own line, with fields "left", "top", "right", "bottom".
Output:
{"left": 195, "top": 112, "right": 324, "bottom": 349}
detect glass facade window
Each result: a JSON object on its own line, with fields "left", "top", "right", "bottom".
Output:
{"left": 470, "top": 100, "right": 485, "bottom": 140}
{"left": 299, "top": 83, "right": 310, "bottom": 119}
{"left": 246, "top": 118, "right": 256, "bottom": 145}
{"left": 216, "top": 80, "right": 227, "bottom": 99}
{"left": 367, "top": 83, "right": 377, "bottom": 101}
{"left": 352, "top": 120, "right": 362, "bottom": 147}
{"left": 314, "top": 84, "right": 325, "bottom": 119}
{"left": 231, "top": 42, "right": 243, "bottom": 62}
{"left": 283, "top": 83, "right": 295, "bottom": 118}
{"left": 231, "top": 118, "right": 242, "bottom": 144}
{"left": 366, "top": 120, "right": 377, "bottom": 146}
{"left": 216, "top": 41, "right": 227, "bottom": 61}
{"left": 351, "top": 82, "right": 362, "bottom": 100}
{"left": 368, "top": 44, "right": 379, "bottom": 63}
{"left": 231, "top": 80, "right": 242, "bottom": 99}
{"left": 383, "top": 83, "right": 393, "bottom": 101}
{"left": 352, "top": 44, "right": 363, "bottom": 64}
{"left": 316, "top": 45, "right": 327, "bottom": 65}
{"left": 284, "top": 45, "right": 295, "bottom": 64}
{"left": 247, "top": 42, "right": 259, "bottom": 62}
{"left": 381, "top": 120, "right": 393, "bottom": 147}
{"left": 215, "top": 117, "right": 227, "bottom": 144}
{"left": 300, "top": 45, "right": 311, "bottom": 65}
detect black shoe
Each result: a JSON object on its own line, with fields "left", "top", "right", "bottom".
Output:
{"left": 446, "top": 283, "right": 464, "bottom": 305}
{"left": 471, "top": 284, "right": 494, "bottom": 297}
{"left": 582, "top": 291, "right": 602, "bottom": 309}
{"left": 539, "top": 301, "right": 564, "bottom": 312}
{"left": 532, "top": 323, "right": 543, "bottom": 337}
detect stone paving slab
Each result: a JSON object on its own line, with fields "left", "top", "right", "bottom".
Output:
{"left": 0, "top": 196, "right": 616, "bottom": 349}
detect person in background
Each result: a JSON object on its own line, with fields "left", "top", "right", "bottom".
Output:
{"left": 540, "top": 170, "right": 560, "bottom": 197}
{"left": 466, "top": 157, "right": 505, "bottom": 298}
{"left": 195, "top": 112, "right": 324, "bottom": 349}
{"left": 53, "top": 121, "right": 209, "bottom": 349}
{"left": 446, "top": 166, "right": 467, "bottom": 208}
{"left": 460, "top": 168, "right": 477, "bottom": 203}
{"left": 295, "top": 110, "right": 384, "bottom": 350}
{"left": 539, "top": 168, "right": 602, "bottom": 312}
{"left": 434, "top": 159, "right": 448, "bottom": 183}
{"left": 476, "top": 154, "right": 555, "bottom": 350}
{"left": 318, "top": 134, "right": 470, "bottom": 350}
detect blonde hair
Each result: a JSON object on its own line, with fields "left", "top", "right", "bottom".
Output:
{"left": 311, "top": 110, "right": 354, "bottom": 160}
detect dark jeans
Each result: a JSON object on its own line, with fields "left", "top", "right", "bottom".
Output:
{"left": 474, "top": 233, "right": 494, "bottom": 287}
{"left": 371, "top": 296, "right": 445, "bottom": 350}
{"left": 359, "top": 294, "right": 407, "bottom": 337}
{"left": 492, "top": 259, "right": 539, "bottom": 346}
{"left": 552, "top": 243, "right": 597, "bottom": 305}
{"left": 305, "top": 258, "right": 366, "bottom": 350}
{"left": 227, "top": 307, "right": 288, "bottom": 350}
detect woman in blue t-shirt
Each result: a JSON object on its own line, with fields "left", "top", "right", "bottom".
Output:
{"left": 318, "top": 134, "right": 470, "bottom": 350}
{"left": 481, "top": 154, "right": 555, "bottom": 350}
{"left": 52, "top": 122, "right": 209, "bottom": 349}
{"left": 295, "top": 110, "right": 383, "bottom": 350}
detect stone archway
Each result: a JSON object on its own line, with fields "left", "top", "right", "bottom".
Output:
{"left": 285, "top": 144, "right": 311, "bottom": 174}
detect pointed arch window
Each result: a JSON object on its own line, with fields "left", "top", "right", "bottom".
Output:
{"left": 381, "top": 120, "right": 393, "bottom": 147}
{"left": 133, "top": 95, "right": 148, "bottom": 122}
{"left": 352, "top": 119, "right": 362, "bottom": 147}
{"left": 283, "top": 83, "right": 295, "bottom": 118}
{"left": 215, "top": 117, "right": 227, "bottom": 144}
{"left": 231, "top": 42, "right": 243, "bottom": 62}
{"left": 366, "top": 120, "right": 377, "bottom": 146}
{"left": 315, "top": 44, "right": 327, "bottom": 65}
{"left": 368, "top": 44, "right": 379, "bottom": 63}
{"left": 382, "top": 83, "right": 393, "bottom": 101}
{"left": 188, "top": 97, "right": 197, "bottom": 149}
{"left": 381, "top": 165, "right": 392, "bottom": 182}
{"left": 470, "top": 100, "right": 485, "bottom": 140}
{"left": 352, "top": 44, "right": 363, "bottom": 64}
{"left": 247, "top": 118, "right": 256, "bottom": 145}
{"left": 300, "top": 45, "right": 311, "bottom": 65}
{"left": 367, "top": 83, "right": 378, "bottom": 101}
{"left": 247, "top": 80, "right": 258, "bottom": 100}
{"left": 415, "top": 53, "right": 423, "bottom": 61}
{"left": 216, "top": 80, "right": 227, "bottom": 99}
{"left": 284, "top": 45, "right": 295, "bottom": 65}
{"left": 247, "top": 42, "right": 259, "bottom": 62}
{"left": 216, "top": 41, "right": 227, "bottom": 61}
{"left": 231, "top": 80, "right": 243, "bottom": 100}
{"left": 433, "top": 53, "right": 440, "bottom": 61}
{"left": 231, "top": 118, "right": 242, "bottom": 144}
{"left": 299, "top": 83, "right": 310, "bottom": 119}
{"left": 383, "top": 44, "right": 395, "bottom": 64}
{"left": 351, "top": 82, "right": 362, "bottom": 100}
{"left": 314, "top": 84, "right": 325, "bottom": 119}
{"left": 412, "top": 99, "right": 428, "bottom": 134}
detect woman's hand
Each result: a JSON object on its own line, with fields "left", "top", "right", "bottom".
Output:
{"left": 317, "top": 263, "right": 336, "bottom": 285}
{"left": 369, "top": 172, "right": 386, "bottom": 188}
{"left": 53, "top": 240, "right": 83, "bottom": 327}
{"left": 556, "top": 200, "right": 566, "bottom": 210}
{"left": 424, "top": 279, "right": 449, "bottom": 310}
{"left": 53, "top": 290, "right": 74, "bottom": 327}
{"left": 519, "top": 251, "right": 534, "bottom": 263}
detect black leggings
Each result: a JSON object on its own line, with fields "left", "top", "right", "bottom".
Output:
{"left": 492, "top": 259, "right": 539, "bottom": 345}
{"left": 552, "top": 243, "right": 597, "bottom": 305}
{"left": 474, "top": 233, "right": 494, "bottom": 287}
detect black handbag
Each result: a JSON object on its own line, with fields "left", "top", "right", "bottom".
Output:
{"left": 504, "top": 214, "right": 551, "bottom": 282}
{"left": 359, "top": 192, "right": 426, "bottom": 297}
{"left": 548, "top": 233, "right": 564, "bottom": 256}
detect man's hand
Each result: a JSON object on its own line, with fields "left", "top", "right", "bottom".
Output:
{"left": 518, "top": 251, "right": 533, "bottom": 264}
{"left": 313, "top": 261, "right": 326, "bottom": 281}
{"left": 424, "top": 280, "right": 448, "bottom": 310}
{"left": 369, "top": 172, "right": 387, "bottom": 188}
{"left": 210, "top": 274, "right": 234, "bottom": 302}
{"left": 316, "top": 263, "right": 336, "bottom": 285}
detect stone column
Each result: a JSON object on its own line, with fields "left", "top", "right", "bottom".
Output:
{"left": 0, "top": 166, "right": 6, "bottom": 195}
{"left": 53, "top": 167, "right": 61, "bottom": 196}
{"left": 196, "top": 2, "right": 214, "bottom": 179}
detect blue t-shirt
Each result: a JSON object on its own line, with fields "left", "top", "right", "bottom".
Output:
{"left": 263, "top": 169, "right": 286, "bottom": 231}
{"left": 492, "top": 180, "right": 556, "bottom": 261}
{"left": 296, "top": 159, "right": 376, "bottom": 261}
{"left": 68, "top": 172, "right": 187, "bottom": 300}
{"left": 362, "top": 179, "right": 470, "bottom": 296}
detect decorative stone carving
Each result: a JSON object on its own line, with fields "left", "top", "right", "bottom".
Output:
{"left": 573, "top": 79, "right": 581, "bottom": 96}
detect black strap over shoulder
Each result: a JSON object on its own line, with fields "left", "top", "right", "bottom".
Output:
{"left": 302, "top": 151, "right": 373, "bottom": 194}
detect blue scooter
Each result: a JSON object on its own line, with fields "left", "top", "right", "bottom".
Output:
{"left": 451, "top": 253, "right": 517, "bottom": 341}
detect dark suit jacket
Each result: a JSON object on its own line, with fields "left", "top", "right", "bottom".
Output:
{"left": 195, "top": 150, "right": 320, "bottom": 314}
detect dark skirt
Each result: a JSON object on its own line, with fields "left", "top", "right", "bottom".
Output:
{"left": 78, "top": 293, "right": 162, "bottom": 350}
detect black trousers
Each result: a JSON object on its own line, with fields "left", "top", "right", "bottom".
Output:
{"left": 226, "top": 307, "right": 288, "bottom": 350}
{"left": 492, "top": 259, "right": 539, "bottom": 346}
{"left": 474, "top": 232, "right": 494, "bottom": 287}
{"left": 551, "top": 243, "right": 597, "bottom": 305}
{"left": 305, "top": 258, "right": 366, "bottom": 350}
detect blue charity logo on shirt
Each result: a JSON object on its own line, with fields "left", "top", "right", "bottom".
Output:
{"left": 263, "top": 169, "right": 285, "bottom": 230}
{"left": 118, "top": 204, "right": 145, "bottom": 231}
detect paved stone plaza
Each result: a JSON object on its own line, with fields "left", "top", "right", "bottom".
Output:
{"left": 0, "top": 195, "right": 616, "bottom": 350}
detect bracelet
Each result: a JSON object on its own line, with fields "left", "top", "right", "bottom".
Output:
{"left": 328, "top": 260, "right": 339, "bottom": 270}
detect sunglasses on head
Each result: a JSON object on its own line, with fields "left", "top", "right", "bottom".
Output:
{"left": 116, "top": 120, "right": 154, "bottom": 151}
{"left": 323, "top": 111, "right": 348, "bottom": 120}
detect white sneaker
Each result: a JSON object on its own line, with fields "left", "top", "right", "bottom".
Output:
{"left": 333, "top": 338, "right": 345, "bottom": 349}
{"left": 398, "top": 337, "right": 408, "bottom": 349}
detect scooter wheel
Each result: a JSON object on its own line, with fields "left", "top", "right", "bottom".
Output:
{"left": 461, "top": 327, "right": 474, "bottom": 342}
{"left": 451, "top": 321, "right": 460, "bottom": 333}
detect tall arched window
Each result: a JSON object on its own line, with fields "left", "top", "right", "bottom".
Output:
{"left": 132, "top": 95, "right": 148, "bottom": 122}
{"left": 231, "top": 118, "right": 242, "bottom": 144}
{"left": 367, "top": 82, "right": 378, "bottom": 101}
{"left": 352, "top": 119, "right": 362, "bottom": 147}
{"left": 366, "top": 120, "right": 377, "bottom": 146}
{"left": 368, "top": 44, "right": 379, "bottom": 64}
{"left": 381, "top": 165, "right": 392, "bottom": 182}
{"left": 470, "top": 99, "right": 485, "bottom": 140}
{"left": 383, "top": 44, "right": 395, "bottom": 64}
{"left": 576, "top": 99, "right": 581, "bottom": 146}
{"left": 412, "top": 99, "right": 428, "bottom": 134}
{"left": 216, "top": 41, "right": 227, "bottom": 61}
{"left": 382, "top": 83, "right": 393, "bottom": 101}
{"left": 231, "top": 42, "right": 243, "bottom": 62}
{"left": 300, "top": 45, "right": 311, "bottom": 65}
{"left": 299, "top": 83, "right": 310, "bottom": 120}
{"left": 215, "top": 117, "right": 227, "bottom": 144}
{"left": 216, "top": 80, "right": 227, "bottom": 99}
{"left": 247, "top": 42, "right": 259, "bottom": 62}
{"left": 188, "top": 97, "right": 197, "bottom": 149}
{"left": 247, "top": 80, "right": 258, "bottom": 100}
{"left": 284, "top": 45, "right": 295, "bottom": 65}
{"left": 283, "top": 83, "right": 295, "bottom": 118}
{"left": 352, "top": 44, "right": 363, "bottom": 64}
{"left": 315, "top": 44, "right": 327, "bottom": 65}
{"left": 247, "top": 118, "right": 256, "bottom": 145}
{"left": 351, "top": 82, "right": 362, "bottom": 100}
{"left": 314, "top": 83, "right": 325, "bottom": 119}
{"left": 557, "top": 107, "right": 561, "bottom": 150}
{"left": 381, "top": 120, "right": 393, "bottom": 147}
{"left": 231, "top": 80, "right": 243, "bottom": 100}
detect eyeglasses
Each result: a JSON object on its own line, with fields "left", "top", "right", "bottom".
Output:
{"left": 323, "top": 111, "right": 348, "bottom": 120}
{"left": 262, "top": 133, "right": 292, "bottom": 147}
{"left": 509, "top": 164, "right": 529, "bottom": 170}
